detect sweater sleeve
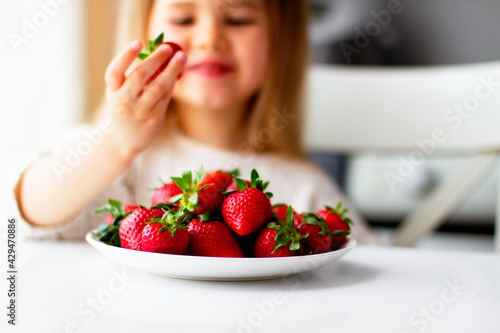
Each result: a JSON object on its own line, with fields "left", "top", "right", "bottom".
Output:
{"left": 0, "top": 124, "right": 135, "bottom": 241}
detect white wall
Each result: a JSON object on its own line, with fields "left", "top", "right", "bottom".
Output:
{"left": 0, "top": 0, "right": 85, "bottom": 166}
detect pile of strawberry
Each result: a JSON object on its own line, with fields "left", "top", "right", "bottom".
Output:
{"left": 93, "top": 167, "right": 353, "bottom": 258}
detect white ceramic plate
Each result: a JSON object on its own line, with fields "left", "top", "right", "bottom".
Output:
{"left": 86, "top": 231, "right": 356, "bottom": 281}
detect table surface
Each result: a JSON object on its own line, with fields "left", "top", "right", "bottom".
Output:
{"left": 2, "top": 241, "right": 499, "bottom": 333}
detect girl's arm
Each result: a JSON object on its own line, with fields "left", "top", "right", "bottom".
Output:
{"left": 15, "top": 41, "right": 186, "bottom": 227}
{"left": 15, "top": 134, "right": 133, "bottom": 227}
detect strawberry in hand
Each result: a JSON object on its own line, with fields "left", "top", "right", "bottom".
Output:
{"left": 317, "top": 202, "right": 353, "bottom": 248}
{"left": 222, "top": 169, "right": 273, "bottom": 236}
{"left": 139, "top": 32, "right": 183, "bottom": 83}
{"left": 254, "top": 206, "right": 306, "bottom": 257}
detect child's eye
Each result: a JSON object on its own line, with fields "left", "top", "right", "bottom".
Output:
{"left": 225, "top": 17, "right": 256, "bottom": 26}
{"left": 170, "top": 18, "right": 194, "bottom": 25}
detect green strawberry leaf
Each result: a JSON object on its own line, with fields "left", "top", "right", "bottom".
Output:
{"left": 199, "top": 211, "right": 211, "bottom": 221}
{"left": 96, "top": 223, "right": 109, "bottom": 234}
{"left": 331, "top": 230, "right": 350, "bottom": 237}
{"left": 235, "top": 178, "right": 249, "bottom": 191}
{"left": 250, "top": 169, "right": 259, "bottom": 187}
{"left": 171, "top": 177, "right": 188, "bottom": 191}
{"left": 188, "top": 192, "right": 198, "bottom": 204}
{"left": 151, "top": 203, "right": 176, "bottom": 210}
{"left": 153, "top": 32, "right": 164, "bottom": 48}
{"left": 182, "top": 170, "right": 193, "bottom": 186}
{"left": 168, "top": 194, "right": 184, "bottom": 203}
{"left": 195, "top": 165, "right": 204, "bottom": 187}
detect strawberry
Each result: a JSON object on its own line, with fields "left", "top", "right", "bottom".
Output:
{"left": 317, "top": 202, "right": 353, "bottom": 247}
{"left": 294, "top": 213, "right": 331, "bottom": 254}
{"left": 119, "top": 208, "right": 165, "bottom": 250}
{"left": 170, "top": 166, "right": 235, "bottom": 215}
{"left": 201, "top": 170, "right": 237, "bottom": 191}
{"left": 186, "top": 216, "right": 243, "bottom": 257}
{"left": 140, "top": 210, "right": 189, "bottom": 254}
{"left": 94, "top": 199, "right": 138, "bottom": 225}
{"left": 138, "top": 32, "right": 183, "bottom": 83}
{"left": 272, "top": 204, "right": 297, "bottom": 223}
{"left": 222, "top": 170, "right": 273, "bottom": 236}
{"left": 93, "top": 200, "right": 139, "bottom": 247}
{"left": 226, "top": 179, "right": 250, "bottom": 192}
{"left": 151, "top": 181, "right": 183, "bottom": 207}
{"left": 254, "top": 206, "right": 305, "bottom": 257}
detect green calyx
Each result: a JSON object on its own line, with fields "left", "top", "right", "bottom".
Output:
{"left": 267, "top": 206, "right": 305, "bottom": 254}
{"left": 325, "top": 201, "right": 354, "bottom": 229}
{"left": 224, "top": 169, "right": 273, "bottom": 198}
{"left": 93, "top": 199, "right": 134, "bottom": 247}
{"left": 296, "top": 212, "right": 330, "bottom": 236}
{"left": 139, "top": 32, "right": 164, "bottom": 60}
{"left": 94, "top": 199, "right": 131, "bottom": 219}
{"left": 169, "top": 165, "right": 209, "bottom": 213}
{"left": 92, "top": 221, "right": 122, "bottom": 247}
{"left": 147, "top": 208, "right": 191, "bottom": 238}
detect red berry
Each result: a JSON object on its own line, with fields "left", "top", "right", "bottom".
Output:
{"left": 272, "top": 204, "right": 297, "bottom": 223}
{"left": 119, "top": 209, "right": 164, "bottom": 250}
{"left": 186, "top": 219, "right": 243, "bottom": 257}
{"left": 318, "top": 202, "right": 352, "bottom": 247}
{"left": 294, "top": 215, "right": 331, "bottom": 254}
{"left": 105, "top": 204, "right": 139, "bottom": 224}
{"left": 222, "top": 188, "right": 272, "bottom": 236}
{"left": 226, "top": 180, "right": 251, "bottom": 192}
{"left": 254, "top": 228, "right": 296, "bottom": 257}
{"left": 140, "top": 223, "right": 189, "bottom": 254}
{"left": 151, "top": 182, "right": 183, "bottom": 207}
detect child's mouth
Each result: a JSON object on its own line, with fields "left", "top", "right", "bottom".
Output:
{"left": 188, "top": 62, "right": 234, "bottom": 78}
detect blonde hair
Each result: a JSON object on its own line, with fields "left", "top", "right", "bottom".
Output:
{"left": 92, "top": 0, "right": 310, "bottom": 160}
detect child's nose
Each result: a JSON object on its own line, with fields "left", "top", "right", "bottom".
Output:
{"left": 193, "top": 19, "right": 227, "bottom": 51}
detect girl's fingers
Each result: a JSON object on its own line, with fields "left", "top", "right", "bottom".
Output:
{"left": 105, "top": 41, "right": 143, "bottom": 91}
{"left": 140, "top": 52, "right": 186, "bottom": 109}
{"left": 124, "top": 45, "right": 174, "bottom": 97}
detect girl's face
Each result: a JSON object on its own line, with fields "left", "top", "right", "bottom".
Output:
{"left": 148, "top": 0, "right": 270, "bottom": 112}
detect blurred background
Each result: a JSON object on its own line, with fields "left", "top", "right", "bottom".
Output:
{"left": 1, "top": 0, "right": 499, "bottom": 250}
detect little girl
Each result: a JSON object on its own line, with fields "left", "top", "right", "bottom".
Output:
{"left": 4, "top": 0, "right": 375, "bottom": 243}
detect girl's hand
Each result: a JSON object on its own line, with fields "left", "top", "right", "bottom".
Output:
{"left": 104, "top": 41, "right": 186, "bottom": 162}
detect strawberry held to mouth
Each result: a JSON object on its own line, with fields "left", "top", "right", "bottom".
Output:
{"left": 139, "top": 32, "right": 183, "bottom": 83}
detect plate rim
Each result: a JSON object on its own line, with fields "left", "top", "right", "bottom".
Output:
{"left": 85, "top": 230, "right": 357, "bottom": 262}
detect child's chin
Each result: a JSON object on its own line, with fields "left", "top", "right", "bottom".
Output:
{"left": 180, "top": 92, "right": 239, "bottom": 111}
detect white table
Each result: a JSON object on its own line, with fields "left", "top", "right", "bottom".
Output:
{"left": 2, "top": 241, "right": 499, "bottom": 333}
